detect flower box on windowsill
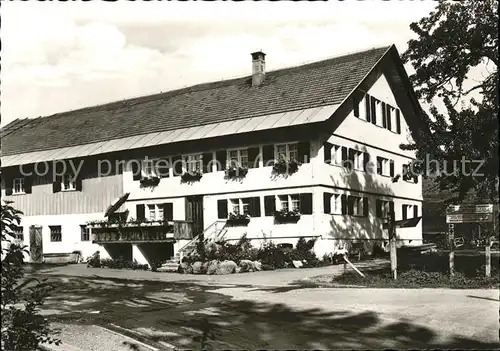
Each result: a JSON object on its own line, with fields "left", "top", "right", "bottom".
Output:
{"left": 272, "top": 159, "right": 300, "bottom": 175}
{"left": 274, "top": 209, "right": 301, "bottom": 223}
{"left": 140, "top": 176, "right": 160, "bottom": 188}
{"left": 225, "top": 166, "right": 249, "bottom": 179}
{"left": 226, "top": 213, "right": 251, "bottom": 227}
{"left": 181, "top": 171, "right": 203, "bottom": 183}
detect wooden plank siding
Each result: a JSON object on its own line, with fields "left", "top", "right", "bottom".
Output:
{"left": 2, "top": 161, "right": 123, "bottom": 216}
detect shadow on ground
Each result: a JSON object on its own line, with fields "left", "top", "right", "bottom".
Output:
{"left": 32, "top": 273, "right": 499, "bottom": 350}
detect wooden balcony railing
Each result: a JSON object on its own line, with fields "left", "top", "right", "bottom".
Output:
{"left": 91, "top": 221, "right": 175, "bottom": 244}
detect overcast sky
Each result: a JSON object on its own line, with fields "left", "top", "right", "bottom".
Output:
{"left": 1, "top": 1, "right": 440, "bottom": 127}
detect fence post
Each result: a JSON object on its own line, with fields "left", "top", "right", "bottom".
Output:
{"left": 484, "top": 222, "right": 491, "bottom": 277}
{"left": 389, "top": 211, "right": 397, "bottom": 280}
{"left": 448, "top": 223, "right": 455, "bottom": 277}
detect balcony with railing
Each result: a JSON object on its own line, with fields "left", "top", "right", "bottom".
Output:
{"left": 89, "top": 220, "right": 194, "bottom": 244}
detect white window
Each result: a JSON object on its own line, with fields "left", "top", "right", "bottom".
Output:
{"left": 13, "top": 226, "right": 24, "bottom": 241}
{"left": 50, "top": 226, "right": 62, "bottom": 242}
{"left": 378, "top": 200, "right": 391, "bottom": 218}
{"left": 278, "top": 195, "right": 289, "bottom": 211}
{"left": 290, "top": 194, "right": 300, "bottom": 212}
{"left": 331, "top": 145, "right": 342, "bottom": 165}
{"left": 13, "top": 178, "right": 25, "bottom": 195}
{"left": 241, "top": 198, "right": 250, "bottom": 215}
{"left": 230, "top": 199, "right": 240, "bottom": 215}
{"left": 146, "top": 204, "right": 166, "bottom": 221}
{"left": 377, "top": 157, "right": 392, "bottom": 176}
{"left": 350, "top": 196, "right": 364, "bottom": 216}
{"left": 62, "top": 174, "right": 76, "bottom": 191}
{"left": 80, "top": 225, "right": 90, "bottom": 241}
{"left": 227, "top": 148, "right": 248, "bottom": 168}
{"left": 332, "top": 194, "right": 342, "bottom": 214}
{"left": 402, "top": 204, "right": 418, "bottom": 220}
{"left": 184, "top": 154, "right": 202, "bottom": 173}
{"left": 148, "top": 205, "right": 156, "bottom": 221}
{"left": 275, "top": 143, "right": 298, "bottom": 162}
{"left": 353, "top": 151, "right": 364, "bottom": 171}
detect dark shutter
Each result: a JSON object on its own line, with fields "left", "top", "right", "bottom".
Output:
{"left": 249, "top": 197, "right": 261, "bottom": 217}
{"left": 264, "top": 195, "right": 276, "bottom": 216}
{"left": 402, "top": 205, "right": 407, "bottom": 220}
{"left": 347, "top": 196, "right": 354, "bottom": 215}
{"left": 298, "top": 141, "right": 310, "bottom": 164}
{"left": 341, "top": 194, "right": 347, "bottom": 215}
{"left": 396, "top": 109, "right": 401, "bottom": 134}
{"left": 172, "top": 156, "right": 183, "bottom": 176}
{"left": 341, "top": 146, "right": 348, "bottom": 167}
{"left": 163, "top": 203, "right": 173, "bottom": 221}
{"left": 131, "top": 161, "right": 141, "bottom": 181}
{"left": 23, "top": 177, "right": 32, "bottom": 194}
{"left": 248, "top": 147, "right": 260, "bottom": 169}
{"left": 363, "top": 152, "right": 371, "bottom": 172}
{"left": 262, "top": 145, "right": 275, "bottom": 167}
{"left": 363, "top": 197, "right": 369, "bottom": 217}
{"left": 75, "top": 175, "right": 83, "bottom": 191}
{"left": 202, "top": 153, "right": 213, "bottom": 173}
{"left": 324, "top": 142, "right": 332, "bottom": 164}
{"left": 370, "top": 97, "right": 377, "bottom": 125}
{"left": 365, "top": 95, "right": 371, "bottom": 123}
{"left": 347, "top": 148, "right": 355, "bottom": 170}
{"left": 377, "top": 157, "right": 383, "bottom": 175}
{"left": 382, "top": 102, "right": 387, "bottom": 128}
{"left": 389, "top": 201, "right": 395, "bottom": 217}
{"left": 413, "top": 205, "right": 418, "bottom": 219}
{"left": 376, "top": 199, "right": 382, "bottom": 218}
{"left": 217, "top": 199, "right": 228, "bottom": 219}
{"left": 389, "top": 160, "right": 395, "bottom": 177}
{"left": 53, "top": 176, "right": 62, "bottom": 193}
{"left": 353, "top": 93, "right": 360, "bottom": 117}
{"left": 402, "top": 164, "right": 409, "bottom": 181}
{"left": 5, "top": 185, "right": 13, "bottom": 196}
{"left": 136, "top": 204, "right": 145, "bottom": 220}
{"left": 413, "top": 174, "right": 419, "bottom": 184}
{"left": 387, "top": 105, "right": 392, "bottom": 131}
{"left": 299, "top": 193, "right": 313, "bottom": 214}
{"left": 323, "top": 193, "right": 332, "bottom": 214}
{"left": 215, "top": 150, "right": 227, "bottom": 171}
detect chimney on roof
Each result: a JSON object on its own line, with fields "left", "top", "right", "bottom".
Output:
{"left": 251, "top": 51, "right": 266, "bottom": 87}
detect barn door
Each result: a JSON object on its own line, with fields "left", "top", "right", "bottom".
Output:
{"left": 185, "top": 196, "right": 204, "bottom": 236}
{"left": 29, "top": 225, "right": 43, "bottom": 263}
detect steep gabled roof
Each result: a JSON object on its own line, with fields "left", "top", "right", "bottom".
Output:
{"left": 1, "top": 46, "right": 391, "bottom": 157}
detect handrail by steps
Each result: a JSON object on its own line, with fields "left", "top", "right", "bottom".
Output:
{"left": 178, "top": 220, "right": 227, "bottom": 259}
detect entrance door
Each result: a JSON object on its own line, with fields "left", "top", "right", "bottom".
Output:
{"left": 29, "top": 225, "right": 43, "bottom": 263}
{"left": 185, "top": 196, "right": 204, "bottom": 236}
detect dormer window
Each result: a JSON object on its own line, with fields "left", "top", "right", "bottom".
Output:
{"left": 275, "top": 143, "right": 298, "bottom": 162}
{"left": 184, "top": 154, "right": 202, "bottom": 173}
{"left": 62, "top": 174, "right": 77, "bottom": 191}
{"left": 227, "top": 148, "right": 248, "bottom": 168}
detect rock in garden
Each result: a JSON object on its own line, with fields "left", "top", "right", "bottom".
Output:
{"left": 239, "top": 260, "right": 255, "bottom": 272}
{"left": 206, "top": 260, "right": 219, "bottom": 275}
{"left": 292, "top": 260, "right": 303, "bottom": 268}
{"left": 191, "top": 261, "right": 205, "bottom": 274}
{"left": 215, "top": 260, "right": 237, "bottom": 275}
{"left": 253, "top": 261, "right": 263, "bottom": 271}
{"left": 235, "top": 266, "right": 242, "bottom": 274}
{"left": 179, "top": 262, "right": 193, "bottom": 274}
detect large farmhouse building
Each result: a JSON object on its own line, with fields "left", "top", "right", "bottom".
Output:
{"left": 1, "top": 45, "right": 423, "bottom": 265}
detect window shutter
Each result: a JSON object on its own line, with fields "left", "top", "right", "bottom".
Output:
{"left": 215, "top": 150, "right": 227, "bottom": 171}
{"left": 365, "top": 95, "right": 371, "bottom": 123}
{"left": 353, "top": 92, "right": 362, "bottom": 118}
{"left": 202, "top": 153, "right": 213, "bottom": 173}
{"left": 53, "top": 176, "right": 62, "bottom": 193}
{"left": 298, "top": 141, "right": 310, "bottom": 164}
{"left": 136, "top": 204, "right": 145, "bottom": 220}
{"left": 413, "top": 205, "right": 418, "bottom": 219}
{"left": 389, "top": 160, "right": 395, "bottom": 177}
{"left": 5, "top": 186, "right": 13, "bottom": 196}
{"left": 376, "top": 157, "right": 383, "bottom": 175}
{"left": 396, "top": 109, "right": 401, "bottom": 134}
{"left": 389, "top": 201, "right": 395, "bottom": 217}
{"left": 402, "top": 164, "right": 409, "bottom": 181}
{"left": 163, "top": 203, "right": 173, "bottom": 221}
{"left": 299, "top": 193, "right": 313, "bottom": 214}
{"left": 324, "top": 142, "right": 332, "bottom": 164}
{"left": 347, "top": 196, "right": 355, "bottom": 215}
{"left": 363, "top": 152, "right": 371, "bottom": 172}
{"left": 370, "top": 97, "right": 377, "bottom": 125}
{"left": 413, "top": 174, "right": 419, "bottom": 184}
{"left": 387, "top": 105, "right": 392, "bottom": 131}
{"left": 382, "top": 102, "right": 387, "bottom": 128}
{"left": 248, "top": 147, "right": 260, "bottom": 169}
{"left": 249, "top": 197, "right": 261, "bottom": 217}
{"left": 75, "top": 175, "right": 83, "bottom": 191}
{"left": 262, "top": 145, "right": 275, "bottom": 167}
{"left": 217, "top": 199, "right": 228, "bottom": 219}
{"left": 341, "top": 194, "right": 347, "bottom": 215}
{"left": 132, "top": 161, "right": 141, "bottom": 181}
{"left": 22, "top": 176, "right": 32, "bottom": 194}
{"left": 264, "top": 195, "right": 276, "bottom": 216}
{"left": 363, "top": 197, "right": 369, "bottom": 217}
{"left": 402, "top": 205, "right": 407, "bottom": 220}
{"left": 172, "top": 156, "right": 183, "bottom": 176}
{"left": 341, "top": 147, "right": 348, "bottom": 167}
{"left": 323, "top": 193, "right": 332, "bottom": 214}
{"left": 347, "top": 148, "right": 355, "bottom": 170}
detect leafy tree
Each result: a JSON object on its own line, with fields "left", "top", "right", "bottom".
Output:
{"left": 1, "top": 200, "right": 61, "bottom": 350}
{"left": 401, "top": 0, "right": 498, "bottom": 202}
